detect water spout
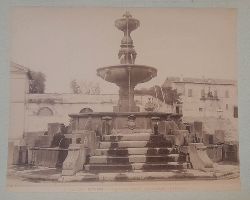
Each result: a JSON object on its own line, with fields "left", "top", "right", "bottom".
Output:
{"left": 128, "top": 66, "right": 131, "bottom": 112}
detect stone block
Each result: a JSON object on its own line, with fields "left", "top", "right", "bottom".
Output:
{"left": 203, "top": 134, "right": 210, "bottom": 145}
{"left": 223, "top": 143, "right": 239, "bottom": 162}
{"left": 194, "top": 121, "right": 203, "bottom": 138}
{"left": 206, "top": 145, "right": 223, "bottom": 162}
{"left": 48, "top": 123, "right": 61, "bottom": 136}
{"left": 24, "top": 131, "right": 45, "bottom": 147}
{"left": 158, "top": 121, "right": 166, "bottom": 134}
{"left": 172, "top": 130, "right": 188, "bottom": 146}
{"left": 35, "top": 136, "right": 53, "bottom": 147}
{"left": 214, "top": 130, "right": 225, "bottom": 144}
{"left": 8, "top": 141, "right": 14, "bottom": 165}
{"left": 13, "top": 145, "right": 28, "bottom": 165}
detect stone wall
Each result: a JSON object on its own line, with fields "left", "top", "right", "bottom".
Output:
{"left": 24, "top": 94, "right": 174, "bottom": 133}
{"left": 25, "top": 93, "right": 119, "bottom": 132}
{"left": 206, "top": 145, "right": 223, "bottom": 162}
{"left": 223, "top": 143, "right": 239, "bottom": 162}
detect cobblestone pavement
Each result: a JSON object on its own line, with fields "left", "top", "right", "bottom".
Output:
{"left": 6, "top": 161, "right": 240, "bottom": 192}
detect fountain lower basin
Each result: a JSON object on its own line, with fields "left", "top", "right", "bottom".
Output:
{"left": 69, "top": 111, "right": 182, "bottom": 134}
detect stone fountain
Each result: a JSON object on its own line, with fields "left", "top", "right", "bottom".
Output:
{"left": 26, "top": 12, "right": 214, "bottom": 177}
{"left": 67, "top": 11, "right": 182, "bottom": 133}
{"left": 60, "top": 13, "right": 186, "bottom": 176}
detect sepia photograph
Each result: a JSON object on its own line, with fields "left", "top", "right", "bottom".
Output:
{"left": 7, "top": 7, "right": 240, "bottom": 192}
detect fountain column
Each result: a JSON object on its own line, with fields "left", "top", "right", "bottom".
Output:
{"left": 113, "top": 82, "right": 139, "bottom": 112}
{"left": 114, "top": 11, "right": 139, "bottom": 112}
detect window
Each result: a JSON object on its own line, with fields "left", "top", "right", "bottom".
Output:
{"left": 208, "top": 135, "right": 214, "bottom": 144}
{"left": 225, "top": 90, "right": 229, "bottom": 98}
{"left": 201, "top": 89, "right": 205, "bottom": 97}
{"left": 234, "top": 106, "right": 238, "bottom": 118}
{"left": 188, "top": 89, "right": 192, "bottom": 97}
{"left": 214, "top": 90, "right": 218, "bottom": 97}
{"left": 37, "top": 107, "right": 53, "bottom": 116}
{"left": 226, "top": 104, "right": 229, "bottom": 110}
{"left": 176, "top": 106, "right": 180, "bottom": 114}
{"left": 199, "top": 108, "right": 203, "bottom": 112}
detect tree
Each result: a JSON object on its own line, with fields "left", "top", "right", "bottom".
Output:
{"left": 135, "top": 85, "right": 181, "bottom": 105}
{"left": 160, "top": 86, "right": 182, "bottom": 105}
{"left": 70, "top": 79, "right": 81, "bottom": 94}
{"left": 80, "top": 81, "right": 101, "bottom": 95}
{"left": 28, "top": 70, "right": 46, "bottom": 93}
{"left": 70, "top": 80, "right": 101, "bottom": 94}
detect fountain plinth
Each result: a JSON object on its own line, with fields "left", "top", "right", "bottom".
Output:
{"left": 97, "top": 11, "right": 157, "bottom": 112}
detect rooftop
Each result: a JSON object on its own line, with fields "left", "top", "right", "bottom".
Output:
{"left": 163, "top": 77, "right": 237, "bottom": 87}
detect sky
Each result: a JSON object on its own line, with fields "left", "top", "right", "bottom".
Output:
{"left": 10, "top": 7, "right": 237, "bottom": 94}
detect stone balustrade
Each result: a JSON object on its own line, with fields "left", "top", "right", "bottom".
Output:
{"left": 28, "top": 147, "right": 68, "bottom": 168}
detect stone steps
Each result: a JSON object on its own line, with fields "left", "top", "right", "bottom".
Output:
{"left": 102, "top": 134, "right": 175, "bottom": 141}
{"left": 85, "top": 132, "right": 188, "bottom": 173}
{"left": 102, "top": 134, "right": 159, "bottom": 141}
{"left": 89, "top": 154, "right": 180, "bottom": 164}
{"left": 99, "top": 140, "right": 173, "bottom": 148}
{"left": 85, "top": 162, "right": 187, "bottom": 172}
{"left": 94, "top": 147, "right": 174, "bottom": 156}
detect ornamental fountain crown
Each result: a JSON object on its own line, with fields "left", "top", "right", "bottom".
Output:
{"left": 115, "top": 11, "right": 140, "bottom": 65}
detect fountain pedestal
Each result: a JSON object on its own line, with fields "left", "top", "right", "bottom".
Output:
{"left": 113, "top": 83, "right": 139, "bottom": 112}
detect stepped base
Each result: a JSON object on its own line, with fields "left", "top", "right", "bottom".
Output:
{"left": 89, "top": 154, "right": 180, "bottom": 164}
{"left": 95, "top": 147, "right": 174, "bottom": 156}
{"left": 99, "top": 140, "right": 173, "bottom": 148}
{"left": 85, "top": 162, "right": 188, "bottom": 172}
{"left": 85, "top": 131, "right": 189, "bottom": 173}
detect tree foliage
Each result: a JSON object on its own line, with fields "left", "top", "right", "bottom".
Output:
{"left": 28, "top": 70, "right": 46, "bottom": 94}
{"left": 80, "top": 81, "right": 100, "bottom": 95}
{"left": 70, "top": 80, "right": 101, "bottom": 94}
{"left": 135, "top": 85, "right": 181, "bottom": 105}
{"left": 70, "top": 79, "right": 81, "bottom": 94}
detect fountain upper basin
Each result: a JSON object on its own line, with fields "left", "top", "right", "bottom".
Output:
{"left": 97, "top": 64, "right": 157, "bottom": 86}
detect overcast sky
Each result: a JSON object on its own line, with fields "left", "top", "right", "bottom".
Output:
{"left": 10, "top": 7, "right": 237, "bottom": 93}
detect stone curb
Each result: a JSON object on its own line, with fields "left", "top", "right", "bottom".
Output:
{"left": 9, "top": 169, "right": 240, "bottom": 182}
{"left": 15, "top": 173, "right": 61, "bottom": 181}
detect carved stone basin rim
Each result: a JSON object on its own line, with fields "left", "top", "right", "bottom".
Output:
{"left": 96, "top": 64, "right": 157, "bottom": 85}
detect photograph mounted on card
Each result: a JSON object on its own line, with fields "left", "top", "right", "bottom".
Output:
{"left": 7, "top": 7, "right": 239, "bottom": 191}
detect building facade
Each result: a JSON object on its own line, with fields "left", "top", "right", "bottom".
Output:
{"left": 163, "top": 77, "right": 238, "bottom": 142}
{"left": 9, "top": 62, "right": 30, "bottom": 142}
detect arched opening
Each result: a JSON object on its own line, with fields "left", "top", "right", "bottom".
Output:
{"left": 37, "top": 107, "right": 54, "bottom": 116}
{"left": 79, "top": 107, "right": 93, "bottom": 113}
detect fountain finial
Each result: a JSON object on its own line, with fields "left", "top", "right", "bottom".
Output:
{"left": 115, "top": 12, "right": 140, "bottom": 64}
{"left": 123, "top": 11, "right": 132, "bottom": 18}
